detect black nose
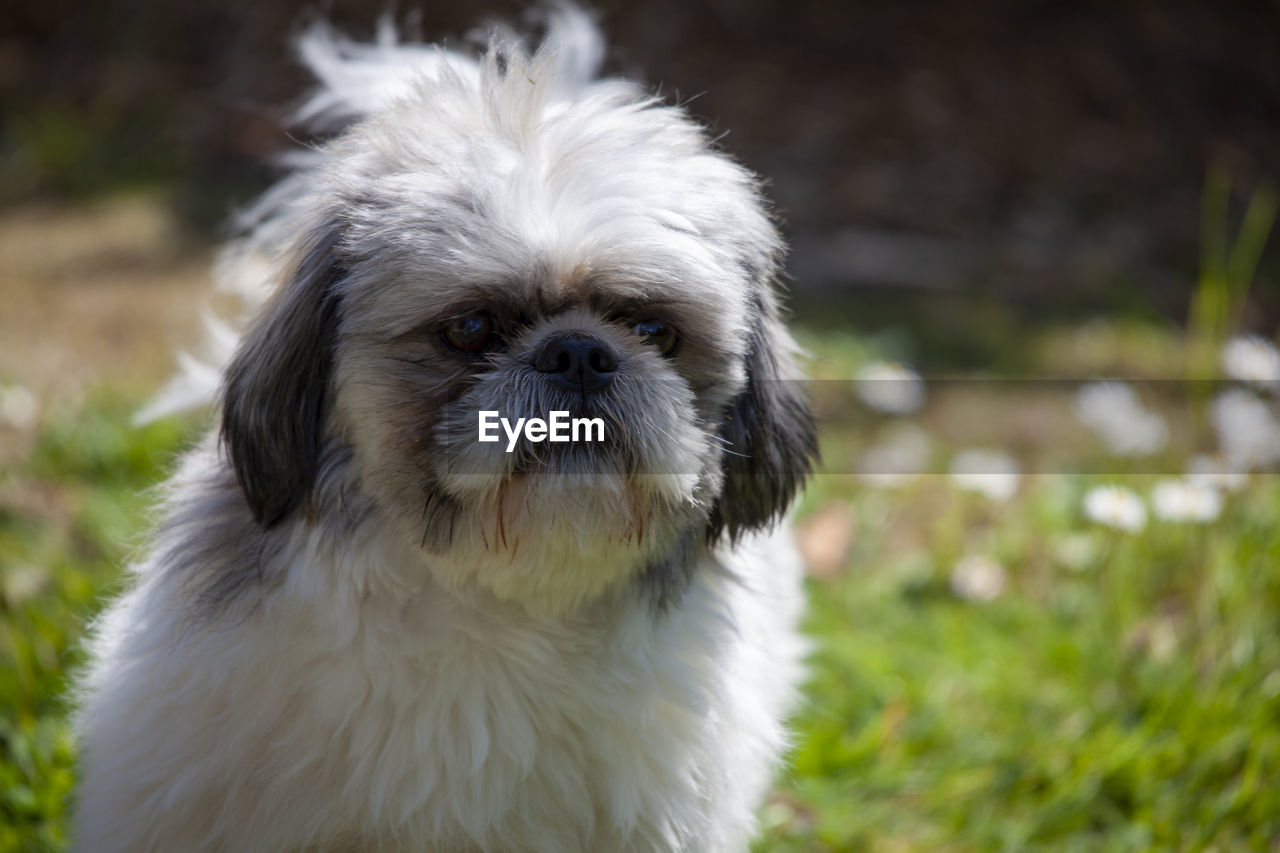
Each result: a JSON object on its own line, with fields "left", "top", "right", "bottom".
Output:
{"left": 531, "top": 332, "right": 619, "bottom": 394}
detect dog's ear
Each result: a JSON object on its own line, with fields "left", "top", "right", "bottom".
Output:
{"left": 221, "top": 224, "right": 345, "bottom": 528}
{"left": 706, "top": 296, "right": 818, "bottom": 545}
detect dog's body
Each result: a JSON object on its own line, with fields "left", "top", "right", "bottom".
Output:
{"left": 73, "top": 10, "right": 815, "bottom": 852}
{"left": 75, "top": 441, "right": 806, "bottom": 851}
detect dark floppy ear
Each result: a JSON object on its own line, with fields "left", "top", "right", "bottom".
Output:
{"left": 706, "top": 298, "right": 818, "bottom": 545}
{"left": 220, "top": 224, "right": 345, "bottom": 528}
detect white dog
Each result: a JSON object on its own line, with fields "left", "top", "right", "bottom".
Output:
{"left": 72, "top": 8, "right": 816, "bottom": 851}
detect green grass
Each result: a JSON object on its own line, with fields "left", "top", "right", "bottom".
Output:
{"left": 2, "top": 330, "right": 1279, "bottom": 851}
{"left": 0, "top": 392, "right": 194, "bottom": 851}
{"left": 760, "top": 474, "right": 1280, "bottom": 852}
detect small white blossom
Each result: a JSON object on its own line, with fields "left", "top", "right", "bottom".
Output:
{"left": 0, "top": 384, "right": 38, "bottom": 430}
{"left": 1211, "top": 388, "right": 1280, "bottom": 471}
{"left": 1053, "top": 533, "right": 1098, "bottom": 572}
{"left": 1221, "top": 335, "right": 1280, "bottom": 387}
{"left": 1186, "top": 454, "right": 1248, "bottom": 493}
{"left": 1074, "top": 381, "right": 1168, "bottom": 456}
{"left": 1, "top": 564, "right": 48, "bottom": 608}
{"left": 1130, "top": 617, "right": 1179, "bottom": 663}
{"left": 1151, "top": 479, "right": 1222, "bottom": 523}
{"left": 948, "top": 449, "right": 1020, "bottom": 501}
{"left": 855, "top": 425, "right": 930, "bottom": 488}
{"left": 1149, "top": 621, "right": 1178, "bottom": 662}
{"left": 855, "top": 362, "right": 925, "bottom": 415}
{"left": 950, "top": 555, "right": 1007, "bottom": 602}
{"left": 1083, "top": 485, "right": 1147, "bottom": 532}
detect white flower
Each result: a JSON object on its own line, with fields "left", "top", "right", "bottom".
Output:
{"left": 950, "top": 555, "right": 1007, "bottom": 602}
{"left": 1073, "top": 381, "right": 1168, "bottom": 456}
{"left": 948, "top": 448, "right": 1020, "bottom": 501}
{"left": 1211, "top": 388, "right": 1280, "bottom": 471}
{"left": 1221, "top": 335, "right": 1280, "bottom": 386}
{"left": 0, "top": 384, "right": 38, "bottom": 430}
{"left": 855, "top": 362, "right": 925, "bottom": 415}
{"left": 1083, "top": 485, "right": 1147, "bottom": 532}
{"left": 1052, "top": 533, "right": 1098, "bottom": 572}
{"left": 855, "top": 425, "right": 930, "bottom": 488}
{"left": 1186, "top": 454, "right": 1248, "bottom": 493}
{"left": 1130, "top": 617, "right": 1179, "bottom": 663}
{"left": 1151, "top": 479, "right": 1222, "bottom": 523}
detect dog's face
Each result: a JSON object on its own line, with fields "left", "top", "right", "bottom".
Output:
{"left": 220, "top": 32, "right": 816, "bottom": 614}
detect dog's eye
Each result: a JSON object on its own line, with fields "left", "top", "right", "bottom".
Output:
{"left": 632, "top": 319, "right": 679, "bottom": 357}
{"left": 441, "top": 312, "right": 497, "bottom": 354}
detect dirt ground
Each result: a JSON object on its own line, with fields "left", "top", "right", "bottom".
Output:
{"left": 0, "top": 194, "right": 213, "bottom": 403}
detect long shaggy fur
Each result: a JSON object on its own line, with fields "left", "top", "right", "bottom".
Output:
{"left": 73, "top": 8, "right": 816, "bottom": 852}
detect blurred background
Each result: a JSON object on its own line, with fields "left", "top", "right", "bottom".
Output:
{"left": 2, "top": 1, "right": 1279, "bottom": 850}
{"left": 5, "top": 0, "right": 1279, "bottom": 342}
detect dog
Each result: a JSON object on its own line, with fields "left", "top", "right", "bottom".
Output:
{"left": 72, "top": 8, "right": 817, "bottom": 851}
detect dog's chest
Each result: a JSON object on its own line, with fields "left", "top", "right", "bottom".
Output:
{"left": 295, "top": 586, "right": 729, "bottom": 850}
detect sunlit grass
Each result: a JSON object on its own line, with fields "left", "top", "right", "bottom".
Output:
{"left": 1187, "top": 165, "right": 1276, "bottom": 383}
{"left": 0, "top": 391, "right": 195, "bottom": 851}
{"left": 762, "top": 469, "right": 1280, "bottom": 852}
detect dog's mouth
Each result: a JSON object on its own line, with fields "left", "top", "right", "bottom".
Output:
{"left": 507, "top": 438, "right": 633, "bottom": 477}
{"left": 429, "top": 420, "right": 700, "bottom": 531}
{"left": 483, "top": 471, "right": 654, "bottom": 548}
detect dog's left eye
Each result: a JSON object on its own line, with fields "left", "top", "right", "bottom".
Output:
{"left": 441, "top": 312, "right": 497, "bottom": 354}
{"left": 632, "top": 319, "right": 680, "bottom": 357}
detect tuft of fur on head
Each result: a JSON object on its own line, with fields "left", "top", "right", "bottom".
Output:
{"left": 138, "top": 7, "right": 629, "bottom": 425}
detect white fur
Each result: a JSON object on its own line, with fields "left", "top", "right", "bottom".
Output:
{"left": 74, "top": 9, "right": 809, "bottom": 851}
{"left": 76, "top": 441, "right": 805, "bottom": 851}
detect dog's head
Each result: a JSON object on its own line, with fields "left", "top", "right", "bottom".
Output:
{"left": 220, "top": 10, "right": 816, "bottom": 614}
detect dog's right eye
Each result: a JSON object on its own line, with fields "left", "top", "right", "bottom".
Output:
{"left": 441, "top": 312, "right": 497, "bottom": 354}
{"left": 632, "top": 319, "right": 680, "bottom": 357}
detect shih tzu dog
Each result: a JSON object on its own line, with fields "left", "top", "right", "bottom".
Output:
{"left": 72, "top": 8, "right": 816, "bottom": 852}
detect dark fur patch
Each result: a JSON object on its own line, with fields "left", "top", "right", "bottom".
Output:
{"left": 419, "top": 477, "right": 463, "bottom": 552}
{"left": 636, "top": 530, "right": 699, "bottom": 614}
{"left": 221, "top": 224, "right": 346, "bottom": 528}
{"left": 705, "top": 301, "right": 818, "bottom": 544}
{"left": 157, "top": 464, "right": 287, "bottom": 616}
{"left": 157, "top": 441, "right": 369, "bottom": 623}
